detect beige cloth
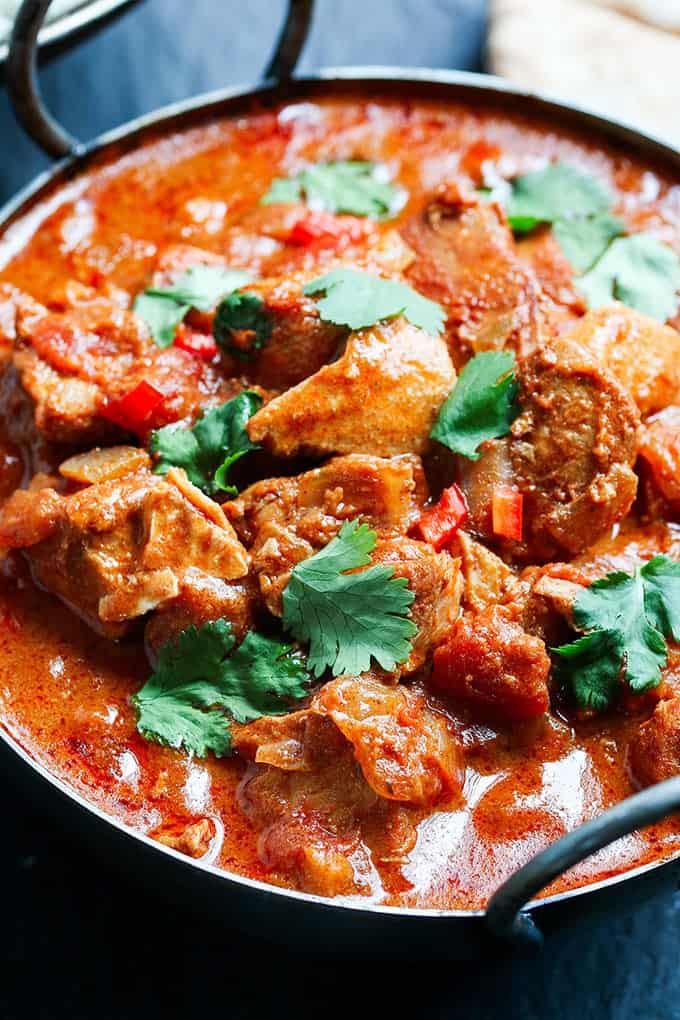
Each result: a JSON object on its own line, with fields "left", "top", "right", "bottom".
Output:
{"left": 488, "top": 0, "right": 680, "bottom": 146}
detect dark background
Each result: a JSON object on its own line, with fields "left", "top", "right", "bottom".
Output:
{"left": 1, "top": 2, "right": 680, "bottom": 1017}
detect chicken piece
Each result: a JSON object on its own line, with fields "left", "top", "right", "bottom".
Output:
{"left": 9, "top": 288, "right": 240, "bottom": 444}
{"left": 144, "top": 569, "right": 257, "bottom": 652}
{"left": 232, "top": 710, "right": 335, "bottom": 771}
{"left": 571, "top": 521, "right": 680, "bottom": 579}
{"left": 369, "top": 537, "right": 463, "bottom": 675}
{"left": 638, "top": 407, "right": 680, "bottom": 511}
{"left": 153, "top": 817, "right": 216, "bottom": 859}
{"left": 248, "top": 317, "right": 456, "bottom": 458}
{"left": 237, "top": 675, "right": 462, "bottom": 806}
{"left": 227, "top": 453, "right": 427, "bottom": 615}
{"left": 510, "top": 337, "right": 640, "bottom": 560}
{"left": 153, "top": 233, "right": 414, "bottom": 393}
{"left": 431, "top": 605, "right": 551, "bottom": 723}
{"left": 220, "top": 269, "right": 346, "bottom": 391}
{"left": 313, "top": 675, "right": 463, "bottom": 805}
{"left": 629, "top": 697, "right": 680, "bottom": 787}
{"left": 499, "top": 522, "right": 680, "bottom": 649}
{"left": 515, "top": 226, "right": 586, "bottom": 329}
{"left": 401, "top": 183, "right": 548, "bottom": 363}
{"left": 564, "top": 305, "right": 680, "bottom": 416}
{"left": 0, "top": 468, "right": 248, "bottom": 638}
{"left": 234, "top": 675, "right": 461, "bottom": 896}
{"left": 236, "top": 710, "right": 412, "bottom": 897}
{"left": 451, "top": 530, "right": 514, "bottom": 611}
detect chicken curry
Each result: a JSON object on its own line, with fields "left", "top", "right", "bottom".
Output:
{"left": 1, "top": 95, "right": 680, "bottom": 909}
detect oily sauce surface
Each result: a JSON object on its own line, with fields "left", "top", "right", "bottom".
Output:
{"left": 1, "top": 95, "right": 680, "bottom": 909}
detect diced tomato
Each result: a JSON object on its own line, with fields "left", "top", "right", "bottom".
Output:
{"left": 173, "top": 326, "right": 218, "bottom": 360}
{"left": 492, "top": 486, "right": 523, "bottom": 541}
{"left": 101, "top": 380, "right": 166, "bottom": 433}
{"left": 459, "top": 140, "right": 502, "bottom": 184}
{"left": 288, "top": 210, "right": 367, "bottom": 249}
{"left": 413, "top": 484, "right": 469, "bottom": 551}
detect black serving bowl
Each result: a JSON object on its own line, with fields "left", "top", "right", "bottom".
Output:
{"left": 2, "top": 0, "right": 680, "bottom": 960}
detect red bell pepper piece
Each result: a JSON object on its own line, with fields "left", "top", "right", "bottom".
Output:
{"left": 173, "top": 327, "right": 218, "bottom": 360}
{"left": 101, "top": 380, "right": 166, "bottom": 433}
{"left": 492, "top": 486, "right": 523, "bottom": 541}
{"left": 413, "top": 484, "right": 469, "bottom": 551}
{"left": 288, "top": 210, "right": 366, "bottom": 248}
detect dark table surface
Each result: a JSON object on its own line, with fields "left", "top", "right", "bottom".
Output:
{"left": 1, "top": 2, "right": 680, "bottom": 1017}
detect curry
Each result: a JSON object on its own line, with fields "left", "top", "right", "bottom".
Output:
{"left": 1, "top": 95, "right": 679, "bottom": 910}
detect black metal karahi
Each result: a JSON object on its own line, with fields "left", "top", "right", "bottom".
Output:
{"left": 3, "top": 0, "right": 680, "bottom": 959}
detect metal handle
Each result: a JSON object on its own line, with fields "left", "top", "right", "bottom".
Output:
{"left": 486, "top": 773, "right": 680, "bottom": 947}
{"left": 6, "top": 0, "right": 316, "bottom": 160}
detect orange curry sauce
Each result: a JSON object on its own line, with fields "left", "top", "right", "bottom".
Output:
{"left": 1, "top": 95, "right": 679, "bottom": 909}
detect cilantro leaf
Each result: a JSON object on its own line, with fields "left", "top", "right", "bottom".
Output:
{"left": 577, "top": 233, "right": 680, "bottom": 321}
{"left": 147, "top": 265, "right": 251, "bottom": 311}
{"left": 213, "top": 291, "right": 273, "bottom": 359}
{"left": 133, "top": 620, "right": 310, "bottom": 758}
{"left": 262, "top": 161, "right": 404, "bottom": 218}
{"left": 135, "top": 265, "right": 251, "bottom": 347}
{"left": 263, "top": 177, "right": 303, "bottom": 204}
{"left": 150, "top": 390, "right": 262, "bottom": 497}
{"left": 504, "top": 163, "right": 623, "bottom": 272}
{"left": 640, "top": 555, "right": 680, "bottom": 642}
{"left": 430, "top": 350, "right": 519, "bottom": 460}
{"left": 282, "top": 519, "right": 417, "bottom": 678}
{"left": 133, "top": 293, "right": 189, "bottom": 348}
{"left": 507, "top": 163, "right": 611, "bottom": 233}
{"left": 552, "top": 212, "right": 624, "bottom": 273}
{"left": 554, "top": 556, "right": 680, "bottom": 711}
{"left": 303, "top": 269, "right": 445, "bottom": 335}
{"left": 553, "top": 630, "right": 623, "bottom": 712}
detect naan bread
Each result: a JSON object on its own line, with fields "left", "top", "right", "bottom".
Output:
{"left": 595, "top": 0, "right": 680, "bottom": 33}
{"left": 488, "top": 0, "right": 680, "bottom": 146}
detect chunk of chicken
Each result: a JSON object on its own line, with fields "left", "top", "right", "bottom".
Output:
{"left": 515, "top": 226, "right": 586, "bottom": 330}
{"left": 0, "top": 468, "right": 248, "bottom": 638}
{"left": 401, "top": 183, "right": 548, "bottom": 363}
{"left": 630, "top": 697, "right": 680, "bottom": 787}
{"left": 500, "top": 522, "right": 680, "bottom": 648}
{"left": 153, "top": 817, "right": 216, "bottom": 859}
{"left": 431, "top": 605, "right": 551, "bottom": 722}
{"left": 312, "top": 675, "right": 463, "bottom": 804}
{"left": 451, "top": 530, "right": 514, "bottom": 612}
{"left": 153, "top": 232, "right": 414, "bottom": 393}
{"left": 144, "top": 569, "right": 258, "bottom": 653}
{"left": 369, "top": 537, "right": 463, "bottom": 675}
{"left": 509, "top": 337, "right": 640, "bottom": 559}
{"left": 6, "top": 287, "right": 240, "bottom": 445}
{"left": 227, "top": 454, "right": 427, "bottom": 615}
{"left": 236, "top": 709, "right": 417, "bottom": 897}
{"left": 248, "top": 317, "right": 456, "bottom": 458}
{"left": 564, "top": 305, "right": 680, "bottom": 416}
{"left": 638, "top": 407, "right": 680, "bottom": 511}
{"left": 220, "top": 269, "right": 346, "bottom": 390}
{"left": 237, "top": 675, "right": 462, "bottom": 805}
{"left": 234, "top": 675, "right": 462, "bottom": 896}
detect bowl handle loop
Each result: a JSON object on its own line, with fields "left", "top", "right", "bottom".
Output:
{"left": 6, "top": 0, "right": 316, "bottom": 160}
{"left": 7, "top": 0, "right": 78, "bottom": 159}
{"left": 486, "top": 773, "right": 680, "bottom": 947}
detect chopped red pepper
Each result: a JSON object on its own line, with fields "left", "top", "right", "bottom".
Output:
{"left": 413, "top": 484, "right": 469, "bottom": 551}
{"left": 101, "top": 380, "right": 166, "bottom": 434}
{"left": 173, "top": 326, "right": 218, "bottom": 360}
{"left": 288, "top": 210, "right": 367, "bottom": 249}
{"left": 492, "top": 486, "right": 523, "bottom": 541}
{"left": 459, "top": 140, "right": 502, "bottom": 185}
